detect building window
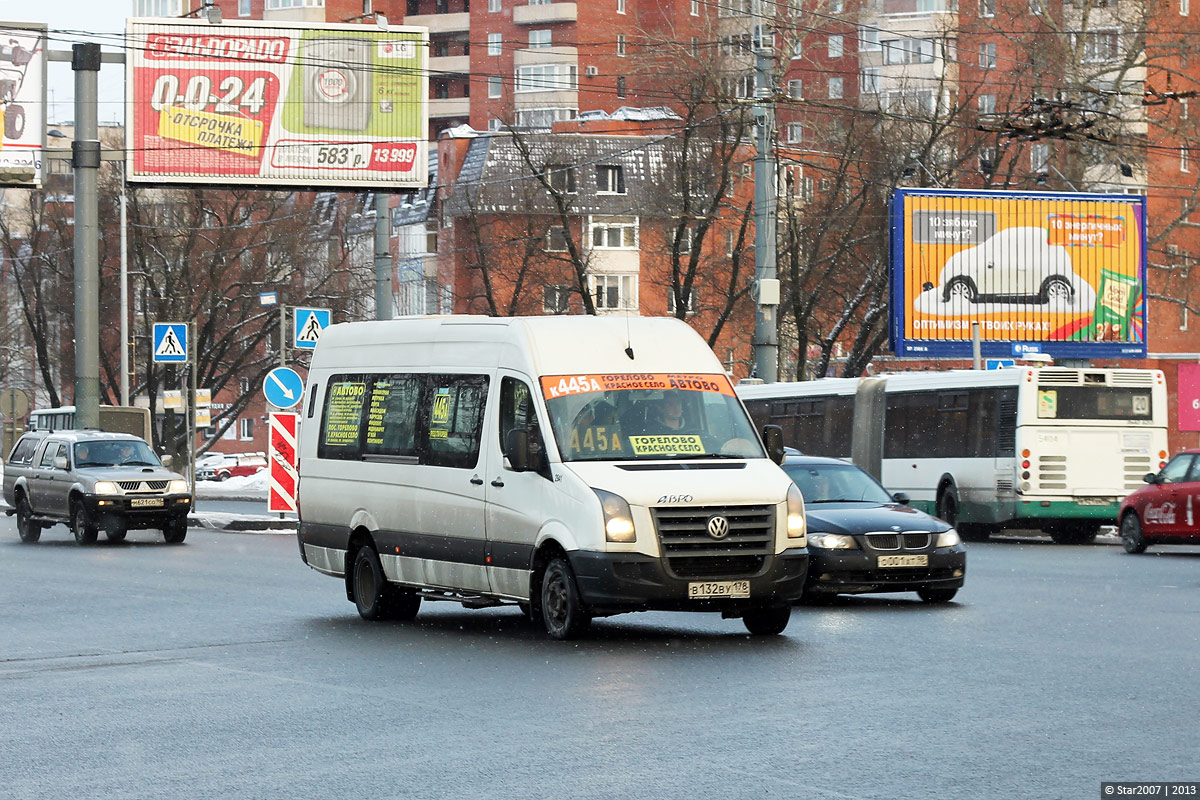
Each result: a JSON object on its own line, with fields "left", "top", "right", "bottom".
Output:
{"left": 725, "top": 230, "right": 737, "bottom": 256}
{"left": 488, "top": 117, "right": 502, "bottom": 130}
{"left": 859, "top": 26, "right": 880, "bottom": 51}
{"left": 788, "top": 79, "right": 803, "bottom": 99}
{"left": 489, "top": 0, "right": 501, "bottom": 10}
{"left": 515, "top": 64, "right": 577, "bottom": 92}
{"left": 590, "top": 216, "right": 638, "bottom": 248}
{"left": 792, "top": 39, "right": 802, "bottom": 60}
{"left": 980, "top": 0, "right": 995, "bottom": 15}
{"left": 589, "top": 274, "right": 638, "bottom": 310}
{"left": 828, "top": 35, "right": 844, "bottom": 59}
{"left": 692, "top": 37, "right": 700, "bottom": 56}
{"left": 545, "top": 164, "right": 576, "bottom": 193}
{"left": 1183, "top": 98, "right": 1190, "bottom": 119}
{"left": 828, "top": 76, "right": 843, "bottom": 99}
{"left": 596, "top": 165, "right": 626, "bottom": 194}
{"left": 830, "top": 0, "right": 844, "bottom": 11}
{"left": 529, "top": 29, "right": 551, "bottom": 48}
{"left": 239, "top": 377, "right": 250, "bottom": 393}
{"left": 980, "top": 146, "right": 997, "bottom": 175}
{"left": 1182, "top": 147, "right": 1191, "bottom": 173}
{"left": 978, "top": 93, "right": 996, "bottom": 115}
{"left": 488, "top": 76, "right": 503, "bottom": 97}
{"left": 617, "top": 0, "right": 626, "bottom": 11}
{"left": 718, "top": 0, "right": 752, "bottom": 16}
{"left": 1031, "top": 143, "right": 1049, "bottom": 172}
{"left": 1183, "top": 0, "right": 1190, "bottom": 15}
{"left": 488, "top": 33, "right": 502, "bottom": 56}
{"left": 883, "top": 38, "right": 935, "bottom": 65}
{"left": 691, "top": 0, "right": 699, "bottom": 13}
{"left": 979, "top": 42, "right": 996, "bottom": 69}
{"left": 860, "top": 67, "right": 879, "bottom": 94}
{"left": 667, "top": 287, "right": 697, "bottom": 315}
{"left": 616, "top": 76, "right": 627, "bottom": 97}
{"left": 883, "top": 89, "right": 935, "bottom": 116}
{"left": 675, "top": 227, "right": 694, "bottom": 254}
{"left": 1080, "top": 31, "right": 1119, "bottom": 63}
{"left": 239, "top": 418, "right": 254, "bottom": 441}
{"left": 545, "top": 227, "right": 568, "bottom": 251}
{"left": 617, "top": 34, "right": 626, "bottom": 57}
{"left": 1028, "top": 0, "right": 1046, "bottom": 13}
{"left": 239, "top": 0, "right": 251, "bottom": 15}
{"left": 786, "top": 122, "right": 803, "bottom": 143}
{"left": 544, "top": 285, "right": 571, "bottom": 313}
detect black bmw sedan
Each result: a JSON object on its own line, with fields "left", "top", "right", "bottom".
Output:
{"left": 782, "top": 455, "right": 967, "bottom": 603}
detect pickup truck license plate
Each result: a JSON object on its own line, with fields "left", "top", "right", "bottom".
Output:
{"left": 130, "top": 498, "right": 164, "bottom": 508}
{"left": 688, "top": 580, "right": 750, "bottom": 599}
{"left": 878, "top": 554, "right": 928, "bottom": 568}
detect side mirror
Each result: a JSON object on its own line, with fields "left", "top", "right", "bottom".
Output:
{"left": 53, "top": 456, "right": 68, "bottom": 470}
{"left": 1143, "top": 472, "right": 1159, "bottom": 484}
{"left": 762, "top": 425, "right": 785, "bottom": 465}
{"left": 505, "top": 428, "right": 531, "bottom": 472}
{"left": 892, "top": 491, "right": 911, "bottom": 505}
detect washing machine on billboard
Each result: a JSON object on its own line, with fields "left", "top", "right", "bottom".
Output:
{"left": 301, "top": 37, "right": 372, "bottom": 132}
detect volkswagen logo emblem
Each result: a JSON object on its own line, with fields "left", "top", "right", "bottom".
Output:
{"left": 707, "top": 515, "right": 730, "bottom": 539}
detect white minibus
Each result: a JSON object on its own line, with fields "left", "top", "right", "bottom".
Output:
{"left": 296, "top": 316, "right": 809, "bottom": 638}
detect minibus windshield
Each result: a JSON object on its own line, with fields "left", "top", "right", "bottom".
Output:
{"left": 541, "top": 373, "right": 765, "bottom": 462}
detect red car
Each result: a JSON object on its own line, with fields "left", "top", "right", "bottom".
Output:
{"left": 197, "top": 453, "right": 267, "bottom": 482}
{"left": 1119, "top": 449, "right": 1200, "bottom": 553}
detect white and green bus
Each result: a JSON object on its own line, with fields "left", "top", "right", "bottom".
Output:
{"left": 739, "top": 368, "right": 1168, "bottom": 543}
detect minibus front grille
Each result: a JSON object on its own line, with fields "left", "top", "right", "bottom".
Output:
{"left": 651, "top": 505, "right": 775, "bottom": 579}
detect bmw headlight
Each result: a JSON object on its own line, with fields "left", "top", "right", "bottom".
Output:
{"left": 808, "top": 533, "right": 859, "bottom": 550}
{"left": 936, "top": 529, "right": 961, "bottom": 547}
{"left": 786, "top": 483, "right": 807, "bottom": 541}
{"left": 168, "top": 480, "right": 190, "bottom": 494}
{"left": 93, "top": 481, "right": 120, "bottom": 495}
{"left": 595, "top": 489, "right": 636, "bottom": 543}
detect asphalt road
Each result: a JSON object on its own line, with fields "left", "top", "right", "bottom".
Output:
{"left": 1, "top": 523, "right": 1197, "bottom": 800}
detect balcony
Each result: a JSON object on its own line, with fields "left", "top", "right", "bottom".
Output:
{"left": 404, "top": 11, "right": 470, "bottom": 33}
{"left": 429, "top": 98, "right": 471, "bottom": 118}
{"left": 513, "top": 3, "right": 577, "bottom": 25}
{"left": 430, "top": 54, "right": 471, "bottom": 75}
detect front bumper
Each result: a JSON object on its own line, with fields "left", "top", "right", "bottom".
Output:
{"left": 83, "top": 493, "right": 192, "bottom": 530}
{"left": 805, "top": 545, "right": 966, "bottom": 595}
{"left": 569, "top": 549, "right": 809, "bottom": 615}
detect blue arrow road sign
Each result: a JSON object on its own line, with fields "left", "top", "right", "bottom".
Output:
{"left": 152, "top": 323, "right": 188, "bottom": 363}
{"left": 264, "top": 367, "right": 305, "bottom": 409}
{"left": 986, "top": 359, "right": 1017, "bottom": 370}
{"left": 294, "top": 307, "right": 331, "bottom": 349}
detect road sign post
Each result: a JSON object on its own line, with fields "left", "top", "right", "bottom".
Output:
{"left": 268, "top": 412, "right": 299, "bottom": 514}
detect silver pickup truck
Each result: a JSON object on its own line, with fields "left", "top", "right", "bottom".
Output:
{"left": 3, "top": 430, "right": 192, "bottom": 544}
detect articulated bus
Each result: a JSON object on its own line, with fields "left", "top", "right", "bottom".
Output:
{"left": 738, "top": 368, "right": 1168, "bottom": 543}
{"left": 27, "top": 405, "right": 154, "bottom": 444}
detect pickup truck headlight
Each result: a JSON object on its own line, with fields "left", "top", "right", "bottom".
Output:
{"left": 595, "top": 489, "right": 636, "bottom": 543}
{"left": 936, "top": 529, "right": 961, "bottom": 547}
{"left": 168, "top": 480, "right": 190, "bottom": 494}
{"left": 786, "top": 483, "right": 807, "bottom": 541}
{"left": 93, "top": 481, "right": 120, "bottom": 495}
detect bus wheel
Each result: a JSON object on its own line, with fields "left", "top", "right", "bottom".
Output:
{"left": 538, "top": 555, "right": 591, "bottom": 640}
{"left": 743, "top": 605, "right": 791, "bottom": 635}
{"left": 1120, "top": 513, "right": 1148, "bottom": 554}
{"left": 936, "top": 486, "right": 959, "bottom": 527}
{"left": 957, "top": 524, "right": 992, "bottom": 542}
{"left": 1048, "top": 522, "right": 1098, "bottom": 545}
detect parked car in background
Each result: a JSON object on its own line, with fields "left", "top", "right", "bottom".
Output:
{"left": 781, "top": 455, "right": 966, "bottom": 603}
{"left": 1118, "top": 449, "right": 1200, "bottom": 553}
{"left": 196, "top": 452, "right": 267, "bottom": 482}
{"left": 3, "top": 430, "right": 192, "bottom": 544}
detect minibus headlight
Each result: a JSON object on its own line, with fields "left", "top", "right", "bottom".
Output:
{"left": 808, "top": 533, "right": 858, "bottom": 550}
{"left": 786, "top": 483, "right": 807, "bottom": 540}
{"left": 168, "top": 480, "right": 190, "bottom": 494}
{"left": 595, "top": 489, "right": 636, "bottom": 543}
{"left": 936, "top": 529, "right": 961, "bottom": 547}
{"left": 93, "top": 481, "right": 119, "bottom": 495}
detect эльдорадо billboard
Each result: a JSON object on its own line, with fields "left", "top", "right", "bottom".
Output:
{"left": 889, "top": 189, "right": 1147, "bottom": 359}
{"left": 127, "top": 19, "right": 428, "bottom": 189}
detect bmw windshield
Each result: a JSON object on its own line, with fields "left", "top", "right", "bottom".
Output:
{"left": 541, "top": 373, "right": 765, "bottom": 462}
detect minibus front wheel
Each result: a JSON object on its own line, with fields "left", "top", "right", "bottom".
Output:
{"left": 537, "top": 555, "right": 592, "bottom": 640}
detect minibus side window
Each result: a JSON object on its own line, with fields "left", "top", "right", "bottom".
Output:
{"left": 319, "top": 375, "right": 369, "bottom": 460}
{"left": 363, "top": 374, "right": 422, "bottom": 458}
{"left": 424, "top": 374, "right": 489, "bottom": 469}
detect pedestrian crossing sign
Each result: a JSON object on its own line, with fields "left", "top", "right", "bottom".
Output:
{"left": 153, "top": 323, "right": 188, "bottom": 363}
{"left": 294, "top": 308, "right": 330, "bottom": 350}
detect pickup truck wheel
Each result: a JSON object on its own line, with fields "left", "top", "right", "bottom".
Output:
{"left": 163, "top": 519, "right": 188, "bottom": 544}
{"left": 105, "top": 523, "right": 128, "bottom": 543}
{"left": 743, "top": 604, "right": 791, "bottom": 635}
{"left": 71, "top": 502, "right": 98, "bottom": 545}
{"left": 15, "top": 497, "right": 41, "bottom": 543}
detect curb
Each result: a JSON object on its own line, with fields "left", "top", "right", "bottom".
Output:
{"left": 189, "top": 515, "right": 297, "bottom": 532}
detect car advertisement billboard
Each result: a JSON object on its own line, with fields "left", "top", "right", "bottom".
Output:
{"left": 126, "top": 19, "right": 428, "bottom": 188}
{"left": 890, "top": 189, "right": 1148, "bottom": 359}
{"left": 0, "top": 23, "right": 45, "bottom": 188}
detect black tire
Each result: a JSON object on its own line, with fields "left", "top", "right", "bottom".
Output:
{"left": 163, "top": 519, "right": 188, "bottom": 544}
{"left": 1120, "top": 512, "right": 1148, "bottom": 554}
{"left": 957, "top": 523, "right": 993, "bottom": 542}
{"left": 917, "top": 587, "right": 958, "bottom": 603}
{"left": 538, "top": 555, "right": 591, "bottom": 640}
{"left": 15, "top": 496, "right": 40, "bottom": 544}
{"left": 71, "top": 502, "right": 98, "bottom": 545}
{"left": 105, "top": 524, "right": 128, "bottom": 543}
{"left": 351, "top": 545, "right": 420, "bottom": 621}
{"left": 4, "top": 104, "right": 25, "bottom": 141}
{"left": 936, "top": 485, "right": 959, "bottom": 528}
{"left": 1048, "top": 522, "right": 1099, "bottom": 545}
{"left": 943, "top": 278, "right": 977, "bottom": 303}
{"left": 1040, "top": 276, "right": 1074, "bottom": 305}
{"left": 743, "top": 605, "right": 791, "bottom": 635}
{"left": 216, "top": 471, "right": 229, "bottom": 482}
{"left": 797, "top": 592, "right": 839, "bottom": 606}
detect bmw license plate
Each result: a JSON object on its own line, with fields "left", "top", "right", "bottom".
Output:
{"left": 130, "top": 498, "right": 164, "bottom": 508}
{"left": 688, "top": 580, "right": 750, "bottom": 599}
{"left": 878, "top": 554, "right": 928, "bottom": 568}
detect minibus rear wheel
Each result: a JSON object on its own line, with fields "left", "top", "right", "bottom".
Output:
{"left": 353, "top": 545, "right": 420, "bottom": 621}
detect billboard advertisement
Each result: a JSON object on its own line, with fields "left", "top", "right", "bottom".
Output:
{"left": 0, "top": 23, "right": 45, "bottom": 187}
{"left": 890, "top": 189, "right": 1148, "bottom": 359}
{"left": 126, "top": 19, "right": 428, "bottom": 188}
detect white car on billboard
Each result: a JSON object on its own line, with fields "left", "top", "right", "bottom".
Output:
{"left": 930, "top": 226, "right": 1079, "bottom": 305}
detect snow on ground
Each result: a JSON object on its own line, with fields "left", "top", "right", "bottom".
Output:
{"left": 195, "top": 470, "right": 269, "bottom": 499}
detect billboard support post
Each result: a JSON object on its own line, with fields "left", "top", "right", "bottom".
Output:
{"left": 72, "top": 43, "right": 101, "bottom": 431}
{"left": 972, "top": 323, "right": 981, "bottom": 370}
